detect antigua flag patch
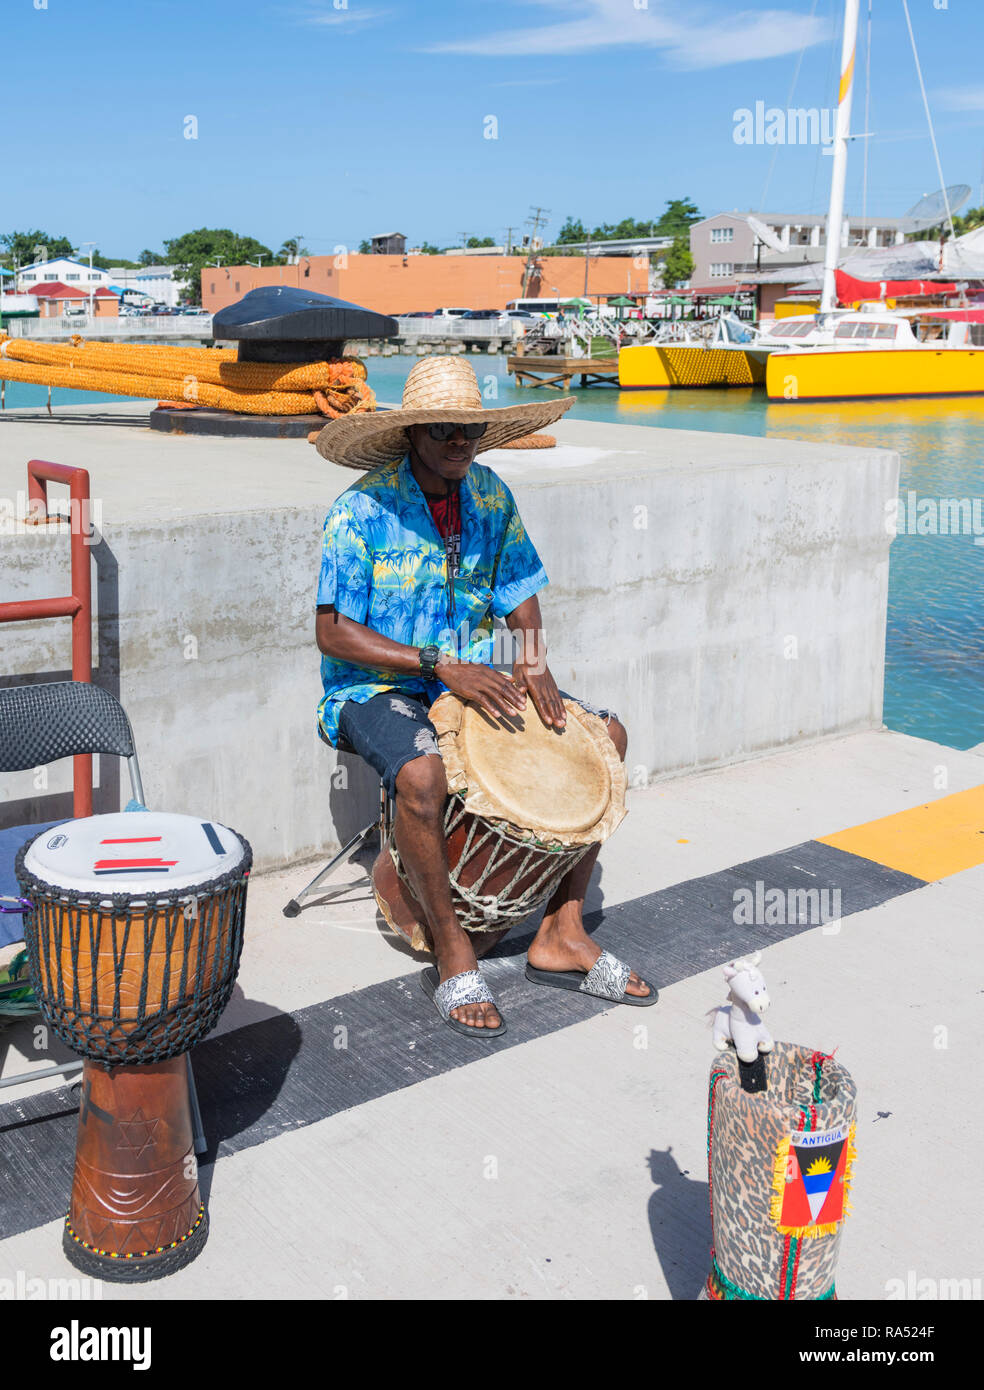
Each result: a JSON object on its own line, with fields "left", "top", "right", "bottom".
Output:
{"left": 771, "top": 1124, "right": 856, "bottom": 1238}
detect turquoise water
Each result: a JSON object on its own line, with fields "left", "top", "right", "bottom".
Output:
{"left": 7, "top": 362, "right": 981, "bottom": 749}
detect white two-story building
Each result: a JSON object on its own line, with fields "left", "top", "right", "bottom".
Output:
{"left": 16, "top": 257, "right": 114, "bottom": 293}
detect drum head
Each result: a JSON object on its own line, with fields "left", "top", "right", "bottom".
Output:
{"left": 23, "top": 812, "right": 246, "bottom": 895}
{"left": 459, "top": 703, "right": 609, "bottom": 835}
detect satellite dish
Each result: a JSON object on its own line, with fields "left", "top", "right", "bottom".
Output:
{"left": 745, "top": 215, "right": 785, "bottom": 253}
{"left": 905, "top": 185, "right": 972, "bottom": 229}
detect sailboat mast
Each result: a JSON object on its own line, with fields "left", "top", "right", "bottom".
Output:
{"left": 821, "top": 0, "right": 861, "bottom": 313}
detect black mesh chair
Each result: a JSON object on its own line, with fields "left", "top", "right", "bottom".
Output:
{"left": 282, "top": 726, "right": 393, "bottom": 917}
{"left": 0, "top": 681, "right": 204, "bottom": 1152}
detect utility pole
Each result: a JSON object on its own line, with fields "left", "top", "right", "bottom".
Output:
{"left": 504, "top": 226, "right": 518, "bottom": 256}
{"left": 79, "top": 241, "right": 96, "bottom": 319}
{"left": 522, "top": 206, "right": 550, "bottom": 297}
{"left": 584, "top": 231, "right": 590, "bottom": 296}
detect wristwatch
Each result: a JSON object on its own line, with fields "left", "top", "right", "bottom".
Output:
{"left": 418, "top": 644, "right": 441, "bottom": 680}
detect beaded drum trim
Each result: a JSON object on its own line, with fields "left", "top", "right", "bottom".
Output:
{"left": 64, "top": 1204, "right": 206, "bottom": 1261}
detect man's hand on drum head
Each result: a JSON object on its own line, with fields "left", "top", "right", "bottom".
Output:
{"left": 435, "top": 655, "right": 527, "bottom": 721}
{"left": 512, "top": 661, "right": 566, "bottom": 729}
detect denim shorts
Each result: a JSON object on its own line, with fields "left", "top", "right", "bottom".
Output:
{"left": 337, "top": 689, "right": 619, "bottom": 800}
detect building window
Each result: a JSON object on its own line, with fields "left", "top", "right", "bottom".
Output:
{"left": 44, "top": 273, "right": 58, "bottom": 280}
{"left": 709, "top": 263, "right": 734, "bottom": 277}
{"left": 22, "top": 273, "right": 35, "bottom": 281}
{"left": 211, "top": 282, "right": 216, "bottom": 293}
{"left": 66, "top": 273, "right": 80, "bottom": 281}
{"left": 234, "top": 281, "right": 240, "bottom": 291}
{"left": 710, "top": 227, "right": 734, "bottom": 243}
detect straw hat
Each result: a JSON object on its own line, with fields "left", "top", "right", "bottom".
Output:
{"left": 313, "top": 356, "right": 574, "bottom": 471}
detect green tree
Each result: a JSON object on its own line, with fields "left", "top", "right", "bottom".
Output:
{"left": 139, "top": 248, "right": 164, "bottom": 265}
{"left": 357, "top": 239, "right": 372, "bottom": 253}
{"left": 0, "top": 229, "right": 74, "bottom": 267}
{"left": 654, "top": 198, "right": 701, "bottom": 239}
{"left": 278, "top": 237, "right": 309, "bottom": 261}
{"left": 418, "top": 241, "right": 441, "bottom": 255}
{"left": 163, "top": 228, "right": 276, "bottom": 304}
{"left": 916, "top": 206, "right": 984, "bottom": 240}
{"left": 660, "top": 235, "right": 695, "bottom": 288}
{"left": 556, "top": 217, "right": 587, "bottom": 244}
{"left": 466, "top": 236, "right": 495, "bottom": 248}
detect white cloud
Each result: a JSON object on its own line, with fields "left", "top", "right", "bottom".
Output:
{"left": 425, "top": 0, "right": 831, "bottom": 70}
{"left": 297, "top": 4, "right": 392, "bottom": 27}
{"left": 936, "top": 86, "right": 984, "bottom": 112}
{"left": 491, "top": 77, "right": 563, "bottom": 88}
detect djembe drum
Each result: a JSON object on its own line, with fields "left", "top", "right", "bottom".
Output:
{"left": 372, "top": 694, "right": 626, "bottom": 948}
{"left": 15, "top": 812, "right": 250, "bottom": 1282}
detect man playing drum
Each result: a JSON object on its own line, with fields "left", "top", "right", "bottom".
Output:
{"left": 313, "top": 357, "right": 656, "bottom": 1037}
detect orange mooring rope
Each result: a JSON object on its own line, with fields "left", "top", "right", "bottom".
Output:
{"left": 0, "top": 335, "right": 375, "bottom": 417}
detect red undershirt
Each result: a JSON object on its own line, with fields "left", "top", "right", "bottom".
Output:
{"left": 423, "top": 483, "right": 462, "bottom": 578}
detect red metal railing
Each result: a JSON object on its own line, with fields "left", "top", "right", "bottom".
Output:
{"left": 0, "top": 459, "right": 94, "bottom": 816}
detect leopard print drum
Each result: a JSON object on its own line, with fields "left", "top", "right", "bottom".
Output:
{"left": 702, "top": 1041, "right": 858, "bottom": 1301}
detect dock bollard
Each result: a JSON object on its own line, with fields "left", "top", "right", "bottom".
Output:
{"left": 701, "top": 1041, "right": 857, "bottom": 1300}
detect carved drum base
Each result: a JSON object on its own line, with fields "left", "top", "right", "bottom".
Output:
{"left": 62, "top": 1057, "right": 207, "bottom": 1283}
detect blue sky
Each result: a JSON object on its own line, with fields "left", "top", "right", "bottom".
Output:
{"left": 6, "top": 0, "right": 984, "bottom": 258}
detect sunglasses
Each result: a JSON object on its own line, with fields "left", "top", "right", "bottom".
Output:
{"left": 425, "top": 422, "right": 488, "bottom": 442}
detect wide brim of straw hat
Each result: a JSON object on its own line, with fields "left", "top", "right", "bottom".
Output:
{"left": 314, "top": 354, "right": 575, "bottom": 470}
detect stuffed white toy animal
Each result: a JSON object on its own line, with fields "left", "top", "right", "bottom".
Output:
{"left": 712, "top": 951, "right": 773, "bottom": 1064}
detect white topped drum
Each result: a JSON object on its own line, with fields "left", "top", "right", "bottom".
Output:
{"left": 16, "top": 810, "right": 252, "bottom": 1066}
{"left": 24, "top": 811, "right": 246, "bottom": 896}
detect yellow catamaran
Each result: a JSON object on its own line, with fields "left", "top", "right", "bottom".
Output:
{"left": 621, "top": 0, "right": 984, "bottom": 402}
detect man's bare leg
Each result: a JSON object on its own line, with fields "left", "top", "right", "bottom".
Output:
{"left": 526, "top": 718, "right": 651, "bottom": 997}
{"left": 392, "top": 754, "right": 502, "bottom": 1029}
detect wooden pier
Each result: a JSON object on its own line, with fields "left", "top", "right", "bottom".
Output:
{"left": 507, "top": 353, "right": 619, "bottom": 390}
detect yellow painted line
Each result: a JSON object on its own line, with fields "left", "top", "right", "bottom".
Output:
{"left": 819, "top": 784, "right": 984, "bottom": 882}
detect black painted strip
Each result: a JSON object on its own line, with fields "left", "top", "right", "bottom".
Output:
{"left": 0, "top": 840, "right": 925, "bottom": 1241}
{"left": 93, "top": 868, "right": 172, "bottom": 876}
{"left": 201, "top": 823, "right": 224, "bottom": 856}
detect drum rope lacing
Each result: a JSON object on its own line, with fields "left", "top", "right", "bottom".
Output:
{"left": 393, "top": 794, "right": 594, "bottom": 931}
{"left": 14, "top": 844, "right": 251, "bottom": 1066}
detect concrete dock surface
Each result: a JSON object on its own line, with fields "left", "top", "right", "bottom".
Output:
{"left": 1, "top": 723, "right": 980, "bottom": 1300}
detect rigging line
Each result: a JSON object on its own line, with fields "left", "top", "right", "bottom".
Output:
{"left": 861, "top": 0, "right": 873, "bottom": 237}
{"left": 900, "top": 0, "right": 955, "bottom": 240}
{"left": 758, "top": 0, "right": 823, "bottom": 214}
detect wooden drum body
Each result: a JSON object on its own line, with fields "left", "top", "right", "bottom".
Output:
{"left": 373, "top": 695, "right": 626, "bottom": 949}
{"left": 16, "top": 813, "right": 250, "bottom": 1281}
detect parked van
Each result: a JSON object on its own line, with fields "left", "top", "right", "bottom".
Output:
{"left": 432, "top": 307, "right": 470, "bottom": 319}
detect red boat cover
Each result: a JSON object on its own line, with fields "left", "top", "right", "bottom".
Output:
{"left": 835, "top": 269, "right": 957, "bottom": 303}
{"left": 919, "top": 308, "right": 984, "bottom": 322}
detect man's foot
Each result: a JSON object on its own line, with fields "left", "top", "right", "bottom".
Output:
{"left": 527, "top": 920, "right": 652, "bottom": 999}
{"left": 438, "top": 940, "right": 502, "bottom": 1029}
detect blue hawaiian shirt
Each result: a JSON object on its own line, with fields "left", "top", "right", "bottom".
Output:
{"left": 316, "top": 455, "right": 548, "bottom": 744}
